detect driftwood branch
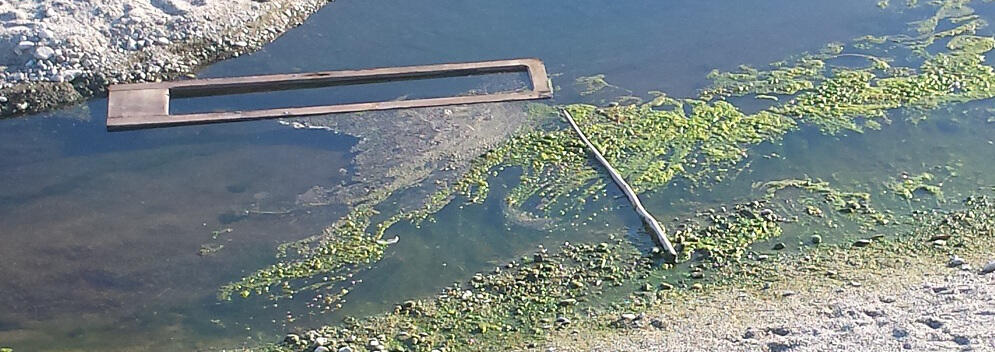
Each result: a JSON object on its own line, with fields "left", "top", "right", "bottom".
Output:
{"left": 560, "top": 108, "right": 678, "bottom": 261}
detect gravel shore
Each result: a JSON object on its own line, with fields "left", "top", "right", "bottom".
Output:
{"left": 546, "top": 255, "right": 995, "bottom": 352}
{"left": 0, "top": 0, "right": 330, "bottom": 117}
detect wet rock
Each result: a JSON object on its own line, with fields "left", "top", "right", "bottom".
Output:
{"left": 920, "top": 317, "right": 944, "bottom": 329}
{"left": 947, "top": 255, "right": 966, "bottom": 268}
{"left": 767, "top": 342, "right": 798, "bottom": 352}
{"left": 770, "top": 327, "right": 791, "bottom": 336}
{"left": 853, "top": 239, "right": 873, "bottom": 247}
{"left": 772, "top": 242, "right": 786, "bottom": 250}
{"left": 284, "top": 333, "right": 301, "bottom": 345}
{"left": 981, "top": 261, "right": 995, "bottom": 274}
{"left": 781, "top": 290, "right": 796, "bottom": 297}
{"left": 743, "top": 328, "right": 757, "bottom": 339}
{"left": 555, "top": 316, "right": 571, "bottom": 324}
{"left": 892, "top": 328, "right": 908, "bottom": 338}
{"left": 953, "top": 336, "right": 970, "bottom": 346}
{"left": 810, "top": 235, "right": 823, "bottom": 244}
{"left": 863, "top": 309, "right": 884, "bottom": 318}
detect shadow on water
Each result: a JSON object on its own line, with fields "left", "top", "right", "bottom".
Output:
{"left": 0, "top": 0, "right": 941, "bottom": 350}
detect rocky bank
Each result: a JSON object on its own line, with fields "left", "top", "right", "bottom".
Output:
{"left": 0, "top": 0, "right": 331, "bottom": 117}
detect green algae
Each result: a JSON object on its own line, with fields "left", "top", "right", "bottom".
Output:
{"left": 278, "top": 239, "right": 651, "bottom": 352}
{"left": 670, "top": 201, "right": 782, "bottom": 264}
{"left": 219, "top": 202, "right": 389, "bottom": 301}
{"left": 758, "top": 178, "right": 892, "bottom": 227}
{"left": 574, "top": 74, "right": 623, "bottom": 96}
{"left": 887, "top": 172, "right": 944, "bottom": 200}
{"left": 225, "top": 0, "right": 995, "bottom": 307}
{"left": 270, "top": 185, "right": 995, "bottom": 352}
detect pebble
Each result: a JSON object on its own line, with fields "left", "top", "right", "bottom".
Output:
{"left": 337, "top": 347, "right": 353, "bottom": 352}
{"left": 853, "top": 239, "right": 873, "bottom": 247}
{"left": 920, "top": 317, "right": 944, "bottom": 329}
{"left": 771, "top": 327, "right": 791, "bottom": 336}
{"left": 982, "top": 261, "right": 995, "bottom": 274}
{"left": 772, "top": 242, "right": 786, "bottom": 250}
{"left": 621, "top": 313, "right": 637, "bottom": 321}
{"left": 16, "top": 40, "right": 35, "bottom": 53}
{"left": 810, "top": 235, "right": 823, "bottom": 244}
{"left": 33, "top": 46, "right": 55, "bottom": 60}
{"left": 313, "top": 347, "right": 330, "bottom": 352}
{"left": 37, "top": 28, "right": 55, "bottom": 39}
{"left": 947, "top": 255, "right": 966, "bottom": 268}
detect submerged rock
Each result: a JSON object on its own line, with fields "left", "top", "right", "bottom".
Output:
{"left": 810, "top": 235, "right": 823, "bottom": 244}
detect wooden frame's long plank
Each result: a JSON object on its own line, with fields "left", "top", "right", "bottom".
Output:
{"left": 106, "top": 58, "right": 552, "bottom": 130}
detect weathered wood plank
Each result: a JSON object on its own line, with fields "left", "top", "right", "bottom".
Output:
{"left": 106, "top": 58, "right": 552, "bottom": 130}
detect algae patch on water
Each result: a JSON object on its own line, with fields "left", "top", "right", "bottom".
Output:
{"left": 222, "top": 0, "right": 995, "bottom": 316}
{"left": 887, "top": 172, "right": 945, "bottom": 200}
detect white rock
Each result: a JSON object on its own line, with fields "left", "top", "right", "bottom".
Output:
{"left": 33, "top": 46, "right": 55, "bottom": 60}
{"left": 16, "top": 40, "right": 36, "bottom": 53}
{"left": 234, "top": 40, "right": 248, "bottom": 47}
{"left": 314, "top": 337, "right": 328, "bottom": 346}
{"left": 61, "top": 69, "right": 82, "bottom": 81}
{"left": 37, "top": 28, "right": 55, "bottom": 40}
{"left": 151, "top": 0, "right": 193, "bottom": 15}
{"left": 948, "top": 255, "right": 967, "bottom": 268}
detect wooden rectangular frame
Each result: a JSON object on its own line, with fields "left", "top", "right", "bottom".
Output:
{"left": 106, "top": 58, "right": 552, "bottom": 130}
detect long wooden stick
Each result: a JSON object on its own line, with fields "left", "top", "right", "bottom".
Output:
{"left": 560, "top": 108, "right": 678, "bottom": 260}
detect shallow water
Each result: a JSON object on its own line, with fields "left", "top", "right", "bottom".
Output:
{"left": 1, "top": 1, "right": 991, "bottom": 351}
